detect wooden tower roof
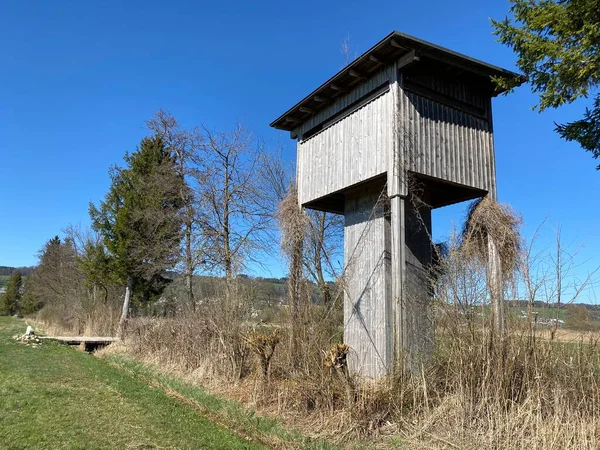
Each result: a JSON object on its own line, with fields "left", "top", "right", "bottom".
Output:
{"left": 271, "top": 31, "right": 525, "bottom": 132}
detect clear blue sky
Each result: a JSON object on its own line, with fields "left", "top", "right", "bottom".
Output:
{"left": 1, "top": 1, "right": 598, "bottom": 299}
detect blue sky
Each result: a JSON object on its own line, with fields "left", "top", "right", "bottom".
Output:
{"left": 1, "top": 1, "right": 598, "bottom": 299}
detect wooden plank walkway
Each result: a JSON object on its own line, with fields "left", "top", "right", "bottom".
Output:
{"left": 40, "top": 336, "right": 118, "bottom": 351}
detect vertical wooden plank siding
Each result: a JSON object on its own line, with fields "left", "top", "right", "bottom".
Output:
{"left": 486, "top": 97, "right": 498, "bottom": 199}
{"left": 403, "top": 201, "right": 434, "bottom": 367}
{"left": 294, "top": 67, "right": 395, "bottom": 138}
{"left": 398, "top": 88, "right": 496, "bottom": 193}
{"left": 344, "top": 187, "right": 392, "bottom": 379}
{"left": 296, "top": 63, "right": 497, "bottom": 207}
{"left": 297, "top": 90, "right": 392, "bottom": 206}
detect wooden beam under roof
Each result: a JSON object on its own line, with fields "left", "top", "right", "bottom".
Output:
{"left": 299, "top": 106, "right": 315, "bottom": 114}
{"left": 397, "top": 50, "right": 419, "bottom": 70}
{"left": 369, "top": 54, "right": 382, "bottom": 64}
{"left": 349, "top": 69, "right": 366, "bottom": 80}
{"left": 390, "top": 39, "right": 407, "bottom": 49}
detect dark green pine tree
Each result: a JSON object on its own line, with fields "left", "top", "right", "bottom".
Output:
{"left": 492, "top": 0, "right": 600, "bottom": 167}
{"left": 77, "top": 239, "right": 113, "bottom": 304}
{"left": 0, "top": 272, "right": 23, "bottom": 316}
{"left": 19, "top": 276, "right": 42, "bottom": 316}
{"left": 90, "top": 136, "right": 184, "bottom": 327}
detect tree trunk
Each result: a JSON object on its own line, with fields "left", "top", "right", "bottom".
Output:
{"left": 223, "top": 156, "right": 233, "bottom": 286}
{"left": 119, "top": 275, "right": 134, "bottom": 333}
{"left": 184, "top": 208, "right": 195, "bottom": 311}
{"left": 315, "top": 252, "right": 331, "bottom": 309}
{"left": 487, "top": 234, "right": 504, "bottom": 333}
{"left": 223, "top": 208, "right": 233, "bottom": 302}
{"left": 92, "top": 284, "right": 97, "bottom": 305}
{"left": 289, "top": 230, "right": 304, "bottom": 370}
{"left": 223, "top": 209, "right": 233, "bottom": 286}
{"left": 314, "top": 212, "right": 331, "bottom": 309}
{"left": 185, "top": 269, "right": 194, "bottom": 312}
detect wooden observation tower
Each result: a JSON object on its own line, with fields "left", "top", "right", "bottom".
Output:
{"left": 271, "top": 31, "right": 523, "bottom": 378}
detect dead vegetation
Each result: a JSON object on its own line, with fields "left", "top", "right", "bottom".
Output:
{"left": 324, "top": 343, "right": 354, "bottom": 407}
{"left": 30, "top": 191, "right": 600, "bottom": 448}
{"left": 113, "top": 195, "right": 600, "bottom": 449}
{"left": 117, "top": 304, "right": 600, "bottom": 448}
{"left": 244, "top": 328, "right": 281, "bottom": 382}
{"left": 461, "top": 196, "right": 522, "bottom": 277}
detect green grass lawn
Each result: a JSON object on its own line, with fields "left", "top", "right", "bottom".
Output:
{"left": 101, "top": 354, "right": 339, "bottom": 450}
{"left": 0, "top": 316, "right": 263, "bottom": 450}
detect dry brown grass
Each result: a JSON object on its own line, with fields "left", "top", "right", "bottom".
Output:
{"left": 542, "top": 328, "right": 600, "bottom": 342}
{"left": 113, "top": 293, "right": 600, "bottom": 448}
{"left": 34, "top": 302, "right": 120, "bottom": 337}
{"left": 34, "top": 194, "right": 600, "bottom": 448}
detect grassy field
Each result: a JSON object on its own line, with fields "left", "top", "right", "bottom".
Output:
{"left": 101, "top": 353, "right": 339, "bottom": 450}
{"left": 0, "top": 316, "right": 264, "bottom": 450}
{"left": 506, "top": 304, "right": 566, "bottom": 320}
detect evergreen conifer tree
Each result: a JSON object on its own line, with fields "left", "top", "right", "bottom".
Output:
{"left": 90, "top": 136, "right": 184, "bottom": 326}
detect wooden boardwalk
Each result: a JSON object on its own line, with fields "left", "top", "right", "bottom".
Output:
{"left": 40, "top": 336, "right": 118, "bottom": 351}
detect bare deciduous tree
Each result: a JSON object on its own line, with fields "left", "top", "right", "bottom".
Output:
{"left": 197, "top": 124, "right": 272, "bottom": 283}
{"left": 65, "top": 224, "right": 111, "bottom": 305}
{"left": 304, "top": 210, "right": 343, "bottom": 309}
{"left": 147, "top": 110, "right": 205, "bottom": 310}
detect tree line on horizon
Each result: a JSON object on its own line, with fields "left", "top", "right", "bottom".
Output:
{"left": 0, "top": 266, "right": 35, "bottom": 277}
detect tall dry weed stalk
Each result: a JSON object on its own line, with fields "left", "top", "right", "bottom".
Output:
{"left": 277, "top": 185, "right": 309, "bottom": 371}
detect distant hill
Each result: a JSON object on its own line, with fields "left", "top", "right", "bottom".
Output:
{"left": 0, "top": 266, "right": 35, "bottom": 277}
{"left": 507, "top": 299, "right": 600, "bottom": 312}
{"left": 506, "top": 299, "right": 600, "bottom": 324}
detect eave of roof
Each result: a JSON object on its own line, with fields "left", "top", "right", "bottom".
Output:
{"left": 270, "top": 31, "right": 525, "bottom": 132}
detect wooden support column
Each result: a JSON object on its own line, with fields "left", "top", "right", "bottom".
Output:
{"left": 389, "top": 195, "right": 434, "bottom": 372}
{"left": 388, "top": 61, "right": 406, "bottom": 372}
{"left": 390, "top": 196, "right": 406, "bottom": 369}
{"left": 343, "top": 186, "right": 392, "bottom": 379}
{"left": 389, "top": 62, "right": 434, "bottom": 372}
